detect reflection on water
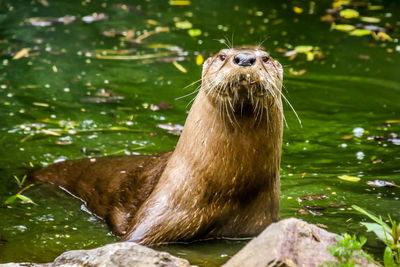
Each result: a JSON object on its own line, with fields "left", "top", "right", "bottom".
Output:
{"left": 0, "top": 0, "right": 399, "bottom": 265}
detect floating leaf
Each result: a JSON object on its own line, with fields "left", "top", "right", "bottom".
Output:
{"left": 196, "top": 54, "right": 204, "bottom": 65}
{"left": 32, "top": 102, "right": 50, "bottom": 107}
{"left": 360, "top": 16, "right": 381, "bottom": 23}
{"left": 13, "top": 48, "right": 31, "bottom": 60}
{"left": 305, "top": 51, "right": 314, "bottom": 61}
{"left": 338, "top": 175, "right": 360, "bottom": 182}
{"left": 333, "top": 24, "right": 355, "bottom": 32}
{"left": 134, "top": 27, "right": 170, "bottom": 43}
{"left": 41, "top": 129, "right": 62, "bottom": 136}
{"left": 368, "top": 5, "right": 384, "bottom": 11}
{"left": 372, "top": 31, "right": 393, "bottom": 42}
{"left": 188, "top": 29, "right": 202, "bottom": 37}
{"left": 340, "top": 9, "right": 359, "bottom": 19}
{"left": 385, "top": 120, "right": 400, "bottom": 124}
{"left": 175, "top": 20, "right": 193, "bottom": 29}
{"left": 293, "top": 6, "right": 303, "bottom": 14}
{"left": 172, "top": 61, "right": 187, "bottom": 73}
{"left": 349, "top": 29, "right": 372, "bottom": 37}
{"left": 157, "top": 123, "right": 184, "bottom": 136}
{"left": 294, "top": 45, "right": 314, "bottom": 53}
{"left": 289, "top": 68, "right": 307, "bottom": 76}
{"left": 82, "top": 13, "right": 108, "bottom": 23}
{"left": 150, "top": 102, "right": 173, "bottom": 111}
{"left": 332, "top": 0, "right": 349, "bottom": 8}
{"left": 298, "top": 194, "right": 328, "bottom": 201}
{"left": 367, "top": 180, "right": 400, "bottom": 188}
{"left": 169, "top": 0, "right": 191, "bottom": 6}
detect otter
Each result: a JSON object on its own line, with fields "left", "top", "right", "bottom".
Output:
{"left": 34, "top": 47, "right": 284, "bottom": 245}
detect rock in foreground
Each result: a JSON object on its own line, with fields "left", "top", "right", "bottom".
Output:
{"left": 0, "top": 242, "right": 193, "bottom": 267}
{"left": 223, "top": 218, "right": 377, "bottom": 267}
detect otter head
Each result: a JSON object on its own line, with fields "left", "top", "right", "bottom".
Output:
{"left": 201, "top": 48, "right": 283, "bottom": 126}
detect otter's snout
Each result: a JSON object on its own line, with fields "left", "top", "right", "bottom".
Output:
{"left": 233, "top": 53, "right": 256, "bottom": 67}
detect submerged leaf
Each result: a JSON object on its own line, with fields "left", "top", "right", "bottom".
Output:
{"left": 338, "top": 175, "right": 360, "bottom": 182}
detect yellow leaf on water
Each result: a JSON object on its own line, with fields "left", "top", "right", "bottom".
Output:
{"left": 385, "top": 120, "right": 400, "bottom": 124}
{"left": 175, "top": 20, "right": 193, "bottom": 30}
{"left": 333, "top": 24, "right": 355, "bottom": 32}
{"left": 338, "top": 175, "right": 361, "bottom": 182}
{"left": 305, "top": 51, "right": 314, "bottom": 61}
{"left": 187, "top": 29, "right": 202, "bottom": 37}
{"left": 333, "top": 0, "right": 350, "bottom": 8}
{"left": 368, "top": 5, "right": 383, "bottom": 11}
{"left": 360, "top": 16, "right": 381, "bottom": 23}
{"left": 169, "top": 0, "right": 191, "bottom": 6}
{"left": 32, "top": 102, "right": 50, "bottom": 107}
{"left": 372, "top": 31, "right": 393, "bottom": 42}
{"left": 41, "top": 129, "right": 61, "bottom": 136}
{"left": 293, "top": 6, "right": 303, "bottom": 14}
{"left": 172, "top": 61, "right": 187, "bottom": 73}
{"left": 340, "top": 9, "right": 359, "bottom": 19}
{"left": 13, "top": 48, "right": 31, "bottom": 60}
{"left": 196, "top": 54, "right": 204, "bottom": 66}
{"left": 349, "top": 29, "right": 372, "bottom": 37}
{"left": 294, "top": 45, "right": 313, "bottom": 53}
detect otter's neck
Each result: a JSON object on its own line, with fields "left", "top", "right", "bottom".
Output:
{"left": 170, "top": 90, "right": 282, "bottom": 190}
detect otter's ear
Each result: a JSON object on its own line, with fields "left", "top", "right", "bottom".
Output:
{"left": 201, "top": 57, "right": 213, "bottom": 77}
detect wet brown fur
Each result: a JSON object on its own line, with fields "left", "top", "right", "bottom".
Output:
{"left": 33, "top": 47, "right": 284, "bottom": 245}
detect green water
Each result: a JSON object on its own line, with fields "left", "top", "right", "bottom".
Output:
{"left": 0, "top": 0, "right": 399, "bottom": 265}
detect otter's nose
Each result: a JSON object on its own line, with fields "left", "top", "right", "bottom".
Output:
{"left": 233, "top": 53, "right": 256, "bottom": 67}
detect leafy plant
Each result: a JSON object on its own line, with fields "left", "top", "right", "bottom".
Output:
{"left": 323, "top": 233, "right": 375, "bottom": 267}
{"left": 3, "top": 175, "right": 36, "bottom": 205}
{"left": 352, "top": 205, "right": 400, "bottom": 266}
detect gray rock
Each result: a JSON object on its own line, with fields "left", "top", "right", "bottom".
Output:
{"left": 0, "top": 242, "right": 193, "bottom": 267}
{"left": 223, "top": 218, "right": 378, "bottom": 267}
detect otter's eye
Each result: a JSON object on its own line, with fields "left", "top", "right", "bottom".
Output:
{"left": 218, "top": 55, "right": 226, "bottom": 61}
{"left": 261, "top": 56, "right": 270, "bottom": 63}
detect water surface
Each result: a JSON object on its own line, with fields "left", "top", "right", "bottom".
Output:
{"left": 0, "top": 0, "right": 399, "bottom": 265}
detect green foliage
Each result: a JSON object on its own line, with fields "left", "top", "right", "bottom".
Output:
{"left": 3, "top": 175, "right": 35, "bottom": 205}
{"left": 323, "top": 233, "right": 375, "bottom": 267}
{"left": 352, "top": 205, "right": 400, "bottom": 266}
